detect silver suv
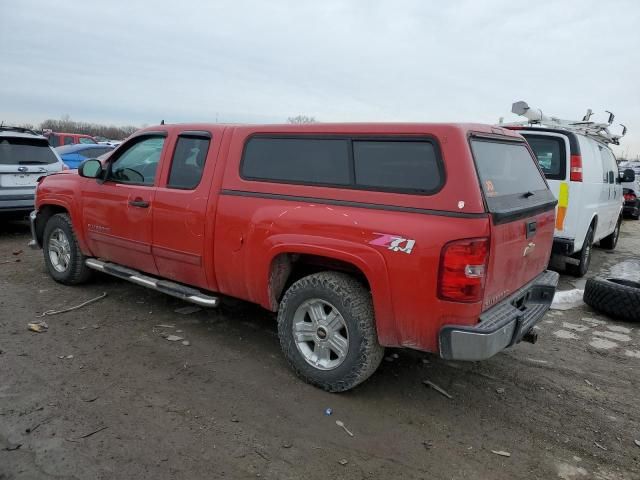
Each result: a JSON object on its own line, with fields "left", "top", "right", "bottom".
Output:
{"left": 0, "top": 126, "right": 65, "bottom": 216}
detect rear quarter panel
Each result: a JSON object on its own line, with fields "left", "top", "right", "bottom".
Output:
{"left": 215, "top": 124, "right": 493, "bottom": 352}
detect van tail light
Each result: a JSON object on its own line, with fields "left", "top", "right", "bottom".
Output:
{"left": 438, "top": 238, "right": 490, "bottom": 303}
{"left": 570, "top": 154, "right": 583, "bottom": 182}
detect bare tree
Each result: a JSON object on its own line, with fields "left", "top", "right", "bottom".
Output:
{"left": 287, "top": 115, "right": 317, "bottom": 124}
{"left": 40, "top": 116, "right": 140, "bottom": 140}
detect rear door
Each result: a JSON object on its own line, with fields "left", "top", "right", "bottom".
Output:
{"left": 520, "top": 131, "right": 572, "bottom": 234}
{"left": 470, "top": 135, "right": 556, "bottom": 310}
{"left": 152, "top": 130, "right": 218, "bottom": 289}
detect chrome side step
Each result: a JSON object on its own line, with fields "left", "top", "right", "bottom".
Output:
{"left": 85, "top": 258, "right": 219, "bottom": 307}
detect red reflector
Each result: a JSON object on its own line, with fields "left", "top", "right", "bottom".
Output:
{"left": 438, "top": 238, "right": 490, "bottom": 303}
{"left": 570, "top": 154, "right": 583, "bottom": 182}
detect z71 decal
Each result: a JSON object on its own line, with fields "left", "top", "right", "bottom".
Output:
{"left": 369, "top": 233, "right": 416, "bottom": 255}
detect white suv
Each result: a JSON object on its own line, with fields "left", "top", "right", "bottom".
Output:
{"left": 0, "top": 126, "right": 65, "bottom": 216}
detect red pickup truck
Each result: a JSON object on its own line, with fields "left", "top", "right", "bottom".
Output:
{"left": 29, "top": 123, "right": 559, "bottom": 391}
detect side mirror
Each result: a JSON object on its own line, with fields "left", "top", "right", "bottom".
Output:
{"left": 621, "top": 168, "right": 636, "bottom": 183}
{"left": 78, "top": 159, "right": 103, "bottom": 179}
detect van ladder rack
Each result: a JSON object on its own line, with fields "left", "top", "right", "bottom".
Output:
{"left": 498, "top": 100, "right": 627, "bottom": 146}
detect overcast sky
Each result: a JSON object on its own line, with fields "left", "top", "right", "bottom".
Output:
{"left": 1, "top": 0, "right": 639, "bottom": 157}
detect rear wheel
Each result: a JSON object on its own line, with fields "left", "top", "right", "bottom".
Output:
{"left": 600, "top": 216, "right": 621, "bottom": 250}
{"left": 277, "top": 272, "right": 384, "bottom": 392}
{"left": 43, "top": 213, "right": 92, "bottom": 285}
{"left": 566, "top": 224, "right": 594, "bottom": 277}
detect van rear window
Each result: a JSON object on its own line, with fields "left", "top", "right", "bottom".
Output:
{"left": 521, "top": 134, "right": 566, "bottom": 180}
{"left": 471, "top": 139, "right": 547, "bottom": 198}
{"left": 0, "top": 137, "right": 59, "bottom": 165}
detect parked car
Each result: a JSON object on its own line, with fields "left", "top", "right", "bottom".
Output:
{"left": 505, "top": 102, "right": 625, "bottom": 277}
{"left": 29, "top": 122, "right": 559, "bottom": 391}
{"left": 55, "top": 144, "right": 115, "bottom": 169}
{"left": 621, "top": 168, "right": 640, "bottom": 219}
{"left": 44, "top": 131, "right": 97, "bottom": 147}
{"left": 0, "top": 126, "right": 65, "bottom": 216}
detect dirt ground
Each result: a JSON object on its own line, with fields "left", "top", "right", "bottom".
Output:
{"left": 1, "top": 219, "right": 639, "bottom": 480}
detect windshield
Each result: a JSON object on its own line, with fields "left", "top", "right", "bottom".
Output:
{"left": 0, "top": 137, "right": 59, "bottom": 165}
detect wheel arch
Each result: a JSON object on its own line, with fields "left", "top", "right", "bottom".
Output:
{"left": 258, "top": 238, "right": 398, "bottom": 346}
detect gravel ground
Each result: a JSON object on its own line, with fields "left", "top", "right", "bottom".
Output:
{"left": 1, "top": 219, "right": 639, "bottom": 480}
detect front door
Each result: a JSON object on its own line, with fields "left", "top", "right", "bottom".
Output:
{"left": 152, "top": 131, "right": 217, "bottom": 289}
{"left": 81, "top": 134, "right": 166, "bottom": 274}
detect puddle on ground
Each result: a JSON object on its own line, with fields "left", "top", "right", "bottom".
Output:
{"left": 606, "top": 325, "right": 632, "bottom": 334}
{"left": 593, "top": 330, "right": 632, "bottom": 342}
{"left": 604, "top": 259, "right": 640, "bottom": 281}
{"left": 589, "top": 338, "right": 618, "bottom": 350}
{"left": 553, "top": 330, "right": 579, "bottom": 340}
{"left": 557, "top": 462, "right": 588, "bottom": 479}
{"left": 561, "top": 322, "right": 590, "bottom": 332}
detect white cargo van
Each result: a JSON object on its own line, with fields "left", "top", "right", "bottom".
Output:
{"left": 503, "top": 102, "right": 626, "bottom": 276}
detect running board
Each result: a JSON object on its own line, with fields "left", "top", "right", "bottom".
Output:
{"left": 85, "top": 258, "right": 219, "bottom": 307}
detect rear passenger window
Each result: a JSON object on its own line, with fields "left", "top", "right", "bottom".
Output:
{"left": 242, "top": 138, "right": 350, "bottom": 185}
{"left": 167, "top": 136, "right": 210, "bottom": 189}
{"left": 353, "top": 141, "right": 441, "bottom": 192}
{"left": 241, "top": 136, "right": 444, "bottom": 193}
{"left": 63, "top": 136, "right": 74, "bottom": 145}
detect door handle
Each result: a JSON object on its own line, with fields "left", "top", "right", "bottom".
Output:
{"left": 129, "top": 198, "right": 150, "bottom": 208}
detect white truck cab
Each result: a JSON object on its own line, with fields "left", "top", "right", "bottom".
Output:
{"left": 503, "top": 102, "right": 626, "bottom": 276}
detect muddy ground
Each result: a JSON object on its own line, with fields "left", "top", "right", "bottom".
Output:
{"left": 1, "top": 219, "right": 639, "bottom": 480}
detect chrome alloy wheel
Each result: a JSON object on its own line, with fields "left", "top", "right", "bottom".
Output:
{"left": 292, "top": 299, "right": 349, "bottom": 370}
{"left": 48, "top": 227, "right": 71, "bottom": 273}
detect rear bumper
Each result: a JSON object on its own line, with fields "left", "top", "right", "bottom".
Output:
{"left": 552, "top": 237, "right": 575, "bottom": 256}
{"left": 0, "top": 193, "right": 35, "bottom": 212}
{"left": 623, "top": 202, "right": 639, "bottom": 217}
{"left": 439, "top": 270, "right": 559, "bottom": 361}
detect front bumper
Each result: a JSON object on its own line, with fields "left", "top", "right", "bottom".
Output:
{"left": 439, "top": 270, "right": 559, "bottom": 361}
{"left": 28, "top": 210, "right": 40, "bottom": 250}
{"left": 551, "top": 237, "right": 575, "bottom": 256}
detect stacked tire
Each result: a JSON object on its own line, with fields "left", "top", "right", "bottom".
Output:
{"left": 583, "top": 277, "right": 640, "bottom": 322}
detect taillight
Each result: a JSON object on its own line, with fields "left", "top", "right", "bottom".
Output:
{"left": 570, "top": 154, "right": 583, "bottom": 182}
{"left": 438, "top": 238, "right": 490, "bottom": 303}
{"left": 624, "top": 192, "right": 636, "bottom": 202}
{"left": 62, "top": 164, "right": 69, "bottom": 170}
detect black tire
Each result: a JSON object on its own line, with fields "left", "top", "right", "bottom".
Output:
{"left": 584, "top": 277, "right": 640, "bottom": 322}
{"left": 566, "top": 225, "right": 594, "bottom": 277}
{"left": 600, "top": 216, "right": 621, "bottom": 250}
{"left": 43, "top": 213, "right": 92, "bottom": 285}
{"left": 277, "top": 272, "right": 385, "bottom": 392}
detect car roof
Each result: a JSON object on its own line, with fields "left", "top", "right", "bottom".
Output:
{"left": 56, "top": 144, "right": 114, "bottom": 154}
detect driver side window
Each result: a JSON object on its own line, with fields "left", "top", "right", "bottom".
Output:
{"left": 108, "top": 136, "right": 165, "bottom": 185}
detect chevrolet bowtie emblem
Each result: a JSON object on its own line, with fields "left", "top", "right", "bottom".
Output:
{"left": 523, "top": 242, "right": 536, "bottom": 257}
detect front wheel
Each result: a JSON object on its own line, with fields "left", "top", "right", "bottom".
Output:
{"left": 277, "top": 272, "right": 384, "bottom": 392}
{"left": 566, "top": 224, "right": 594, "bottom": 277}
{"left": 43, "top": 213, "right": 92, "bottom": 285}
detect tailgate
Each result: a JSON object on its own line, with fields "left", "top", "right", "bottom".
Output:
{"left": 470, "top": 135, "right": 557, "bottom": 311}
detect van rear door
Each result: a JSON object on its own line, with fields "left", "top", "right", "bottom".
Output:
{"left": 470, "top": 135, "right": 557, "bottom": 311}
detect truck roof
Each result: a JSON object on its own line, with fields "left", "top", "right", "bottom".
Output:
{"left": 133, "top": 122, "right": 523, "bottom": 138}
